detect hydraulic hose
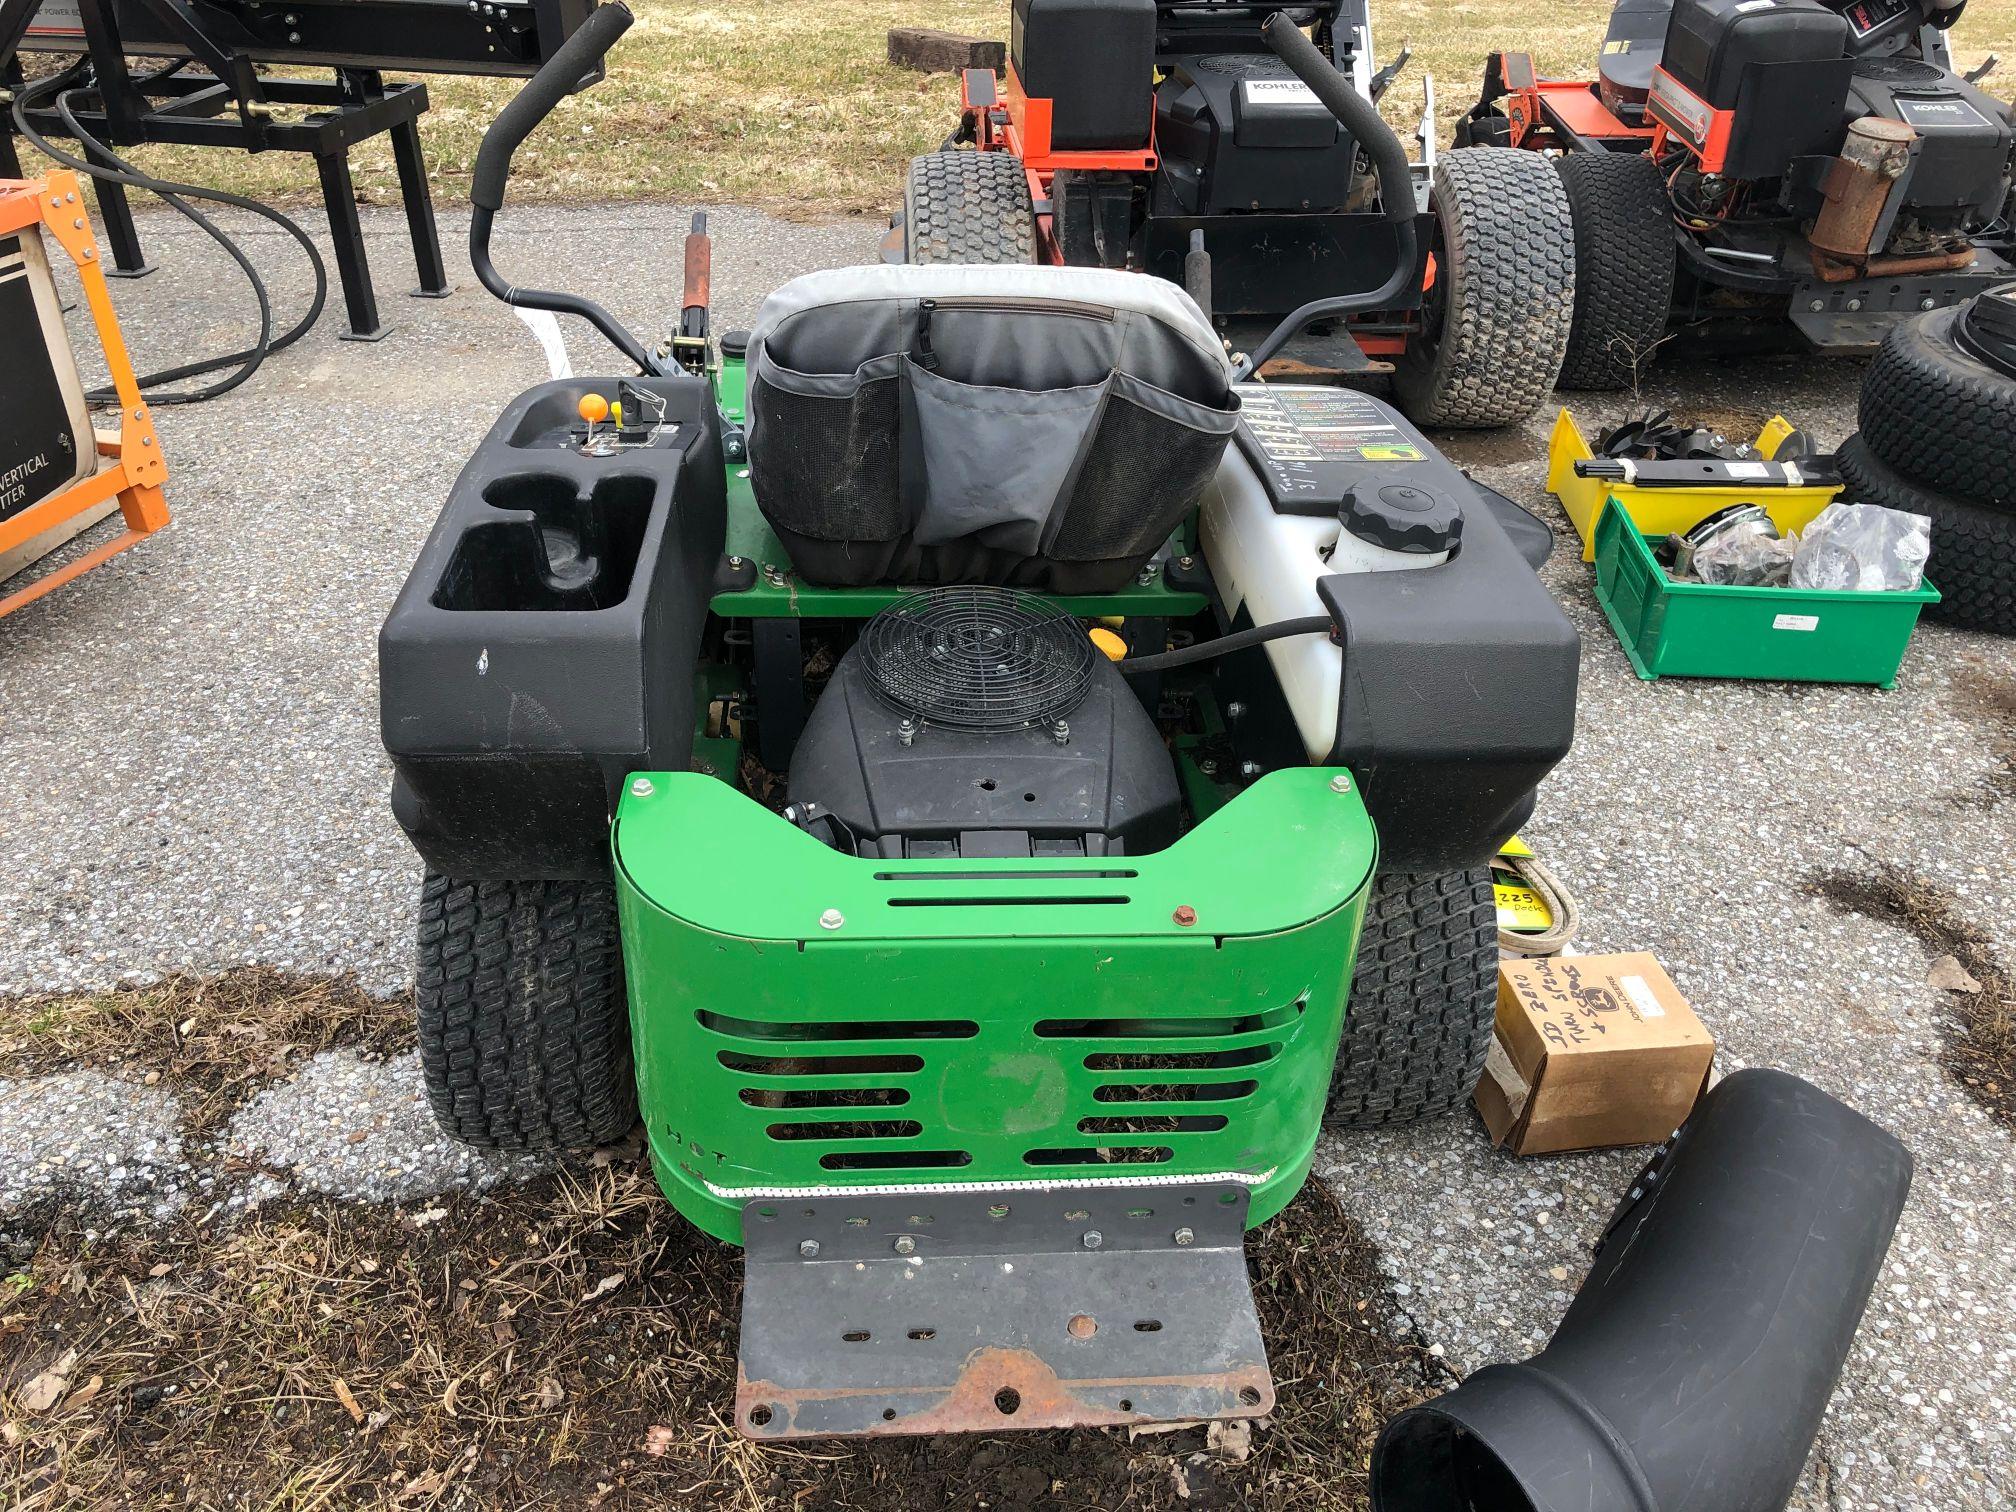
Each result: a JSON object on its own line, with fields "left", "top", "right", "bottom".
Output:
{"left": 468, "top": 0, "right": 660, "bottom": 375}
{"left": 11, "top": 67, "right": 329, "bottom": 405}
{"left": 1121, "top": 615, "right": 1334, "bottom": 673}
{"left": 1237, "top": 13, "right": 1421, "bottom": 377}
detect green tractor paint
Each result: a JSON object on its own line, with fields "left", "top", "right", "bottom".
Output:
{"left": 616, "top": 767, "right": 1375, "bottom": 1244}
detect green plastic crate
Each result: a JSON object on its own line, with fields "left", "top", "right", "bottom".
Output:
{"left": 1591, "top": 499, "right": 1940, "bottom": 689}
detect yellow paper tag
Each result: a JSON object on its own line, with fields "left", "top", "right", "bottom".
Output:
{"left": 1497, "top": 834, "right": 1535, "bottom": 859}
{"left": 1494, "top": 878, "right": 1554, "bottom": 932}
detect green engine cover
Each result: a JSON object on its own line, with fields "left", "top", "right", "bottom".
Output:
{"left": 613, "top": 768, "right": 1375, "bottom": 1243}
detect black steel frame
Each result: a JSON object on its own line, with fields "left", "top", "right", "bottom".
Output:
{"left": 2, "top": 0, "right": 452, "bottom": 339}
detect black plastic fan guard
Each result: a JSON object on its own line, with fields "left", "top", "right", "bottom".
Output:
{"left": 858, "top": 587, "right": 1096, "bottom": 732}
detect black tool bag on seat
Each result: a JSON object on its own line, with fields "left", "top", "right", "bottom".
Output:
{"left": 745, "top": 265, "right": 1239, "bottom": 593}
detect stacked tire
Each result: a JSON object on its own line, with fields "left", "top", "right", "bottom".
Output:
{"left": 1846, "top": 290, "right": 2016, "bottom": 636}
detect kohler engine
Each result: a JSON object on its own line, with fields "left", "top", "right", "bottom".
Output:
{"left": 1645, "top": 0, "right": 2014, "bottom": 276}
{"left": 1154, "top": 52, "right": 1364, "bottom": 217}
{"left": 787, "top": 588, "right": 1180, "bottom": 859}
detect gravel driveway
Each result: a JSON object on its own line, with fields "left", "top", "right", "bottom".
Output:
{"left": 3, "top": 200, "right": 2014, "bottom": 1509}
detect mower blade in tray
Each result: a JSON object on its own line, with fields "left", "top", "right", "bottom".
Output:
{"left": 735, "top": 1181, "right": 1273, "bottom": 1439}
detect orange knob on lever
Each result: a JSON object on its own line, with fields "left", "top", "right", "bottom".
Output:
{"left": 577, "top": 392, "right": 610, "bottom": 426}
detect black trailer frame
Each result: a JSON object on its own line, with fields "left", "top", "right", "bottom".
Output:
{"left": 1, "top": 0, "right": 595, "bottom": 338}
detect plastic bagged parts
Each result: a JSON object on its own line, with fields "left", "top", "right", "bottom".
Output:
{"left": 1692, "top": 516, "right": 1797, "bottom": 586}
{"left": 1789, "top": 502, "right": 1931, "bottom": 592}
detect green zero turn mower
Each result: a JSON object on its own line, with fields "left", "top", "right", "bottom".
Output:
{"left": 380, "top": 4, "right": 1578, "bottom": 1439}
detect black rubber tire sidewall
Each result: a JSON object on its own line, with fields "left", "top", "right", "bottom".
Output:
{"left": 1859, "top": 306, "right": 2016, "bottom": 511}
{"left": 1836, "top": 432, "right": 2016, "bottom": 636}
{"left": 1392, "top": 148, "right": 1577, "bottom": 429}
{"left": 1555, "top": 150, "right": 1676, "bottom": 391}
{"left": 903, "top": 151, "right": 1037, "bottom": 265}
{"left": 1328, "top": 866, "right": 1499, "bottom": 1128}
{"left": 416, "top": 873, "right": 637, "bottom": 1151}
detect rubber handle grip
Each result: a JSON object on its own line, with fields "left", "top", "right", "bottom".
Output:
{"left": 471, "top": 1, "right": 633, "bottom": 213}
{"left": 1260, "top": 12, "right": 1415, "bottom": 225}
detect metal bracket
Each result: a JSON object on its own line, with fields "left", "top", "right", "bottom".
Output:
{"left": 737, "top": 1181, "right": 1273, "bottom": 1439}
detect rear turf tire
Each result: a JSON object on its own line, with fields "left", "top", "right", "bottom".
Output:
{"left": 1392, "top": 148, "right": 1577, "bottom": 429}
{"left": 1858, "top": 306, "right": 2016, "bottom": 511}
{"left": 1836, "top": 433, "right": 2016, "bottom": 636}
{"left": 903, "top": 151, "right": 1037, "bottom": 265}
{"left": 415, "top": 873, "right": 637, "bottom": 1151}
{"left": 1329, "top": 867, "right": 1499, "bottom": 1128}
{"left": 1555, "top": 150, "right": 1675, "bottom": 391}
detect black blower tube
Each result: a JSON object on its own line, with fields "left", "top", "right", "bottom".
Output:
{"left": 1240, "top": 14, "right": 1420, "bottom": 376}
{"left": 468, "top": 1, "right": 660, "bottom": 374}
{"left": 1372, "top": 1068, "right": 1912, "bottom": 1512}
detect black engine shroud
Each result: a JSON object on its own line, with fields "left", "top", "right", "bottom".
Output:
{"left": 788, "top": 651, "right": 1181, "bottom": 860}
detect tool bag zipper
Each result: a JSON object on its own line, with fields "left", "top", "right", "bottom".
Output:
{"left": 914, "top": 295, "right": 1117, "bottom": 373}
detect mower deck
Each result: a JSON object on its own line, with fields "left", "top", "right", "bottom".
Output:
{"left": 737, "top": 1182, "right": 1269, "bottom": 1438}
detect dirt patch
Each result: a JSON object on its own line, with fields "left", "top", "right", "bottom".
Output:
{"left": 0, "top": 969, "right": 414, "bottom": 1136}
{"left": 1946, "top": 662, "right": 2016, "bottom": 808}
{"left": 0, "top": 1167, "right": 1434, "bottom": 1509}
{"left": 1811, "top": 866, "right": 2016, "bottom": 1125}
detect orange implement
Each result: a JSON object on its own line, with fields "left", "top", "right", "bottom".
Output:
{"left": 0, "top": 171, "right": 170, "bottom": 621}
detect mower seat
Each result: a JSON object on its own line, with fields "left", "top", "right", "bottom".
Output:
{"left": 744, "top": 264, "right": 1238, "bottom": 594}
{"left": 1599, "top": 0, "right": 1673, "bottom": 119}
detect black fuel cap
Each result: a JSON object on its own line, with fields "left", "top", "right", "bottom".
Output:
{"left": 1340, "top": 482, "right": 1463, "bottom": 554}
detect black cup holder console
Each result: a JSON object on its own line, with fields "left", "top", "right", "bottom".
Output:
{"left": 433, "top": 473, "right": 657, "bottom": 612}
{"left": 380, "top": 377, "right": 727, "bottom": 880}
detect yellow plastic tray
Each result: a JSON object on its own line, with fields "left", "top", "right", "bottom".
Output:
{"left": 1545, "top": 409, "right": 1839, "bottom": 562}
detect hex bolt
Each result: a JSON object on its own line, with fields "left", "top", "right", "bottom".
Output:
{"left": 631, "top": 777, "right": 654, "bottom": 798}
{"left": 1846, "top": 298, "right": 1863, "bottom": 312}
{"left": 727, "top": 555, "right": 744, "bottom": 568}
{"left": 1136, "top": 564, "right": 1158, "bottom": 586}
{"left": 1172, "top": 905, "right": 1198, "bottom": 928}
{"left": 287, "top": 30, "right": 300, "bottom": 41}
{"left": 1173, "top": 1227, "right": 1195, "bottom": 1247}
{"left": 1198, "top": 759, "right": 1219, "bottom": 777}
{"left": 892, "top": 1235, "right": 917, "bottom": 1255}
{"left": 1808, "top": 299, "right": 1825, "bottom": 313}
{"left": 1224, "top": 701, "right": 1247, "bottom": 721}
{"left": 1082, "top": 1230, "right": 1104, "bottom": 1250}
{"left": 820, "top": 908, "right": 845, "bottom": 931}
{"left": 1176, "top": 555, "right": 1195, "bottom": 571}
{"left": 1920, "top": 297, "right": 1937, "bottom": 311}
{"left": 1329, "top": 774, "right": 1351, "bottom": 794}
{"left": 1238, "top": 760, "right": 1263, "bottom": 780}
{"left": 897, "top": 717, "right": 918, "bottom": 747}
{"left": 799, "top": 1239, "right": 820, "bottom": 1258}
{"left": 1052, "top": 718, "right": 1070, "bottom": 746}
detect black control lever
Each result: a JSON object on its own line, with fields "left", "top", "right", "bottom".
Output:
{"left": 1368, "top": 42, "right": 1412, "bottom": 101}
{"left": 1237, "top": 14, "right": 1420, "bottom": 378}
{"left": 468, "top": 2, "right": 661, "bottom": 375}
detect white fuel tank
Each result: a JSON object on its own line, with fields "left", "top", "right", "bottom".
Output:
{"left": 1200, "top": 385, "right": 1462, "bottom": 761}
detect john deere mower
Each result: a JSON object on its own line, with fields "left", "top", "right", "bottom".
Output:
{"left": 1459, "top": 0, "right": 2016, "bottom": 387}
{"left": 380, "top": 4, "right": 1577, "bottom": 1438}
{"left": 897, "top": 0, "right": 1580, "bottom": 428}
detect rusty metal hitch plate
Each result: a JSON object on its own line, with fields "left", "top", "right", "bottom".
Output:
{"left": 735, "top": 1181, "right": 1273, "bottom": 1439}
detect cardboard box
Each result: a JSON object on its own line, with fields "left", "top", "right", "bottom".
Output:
{"left": 1475, "top": 952, "right": 1715, "bottom": 1156}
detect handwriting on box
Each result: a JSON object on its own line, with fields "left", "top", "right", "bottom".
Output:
{"left": 1518, "top": 957, "right": 1667, "bottom": 1050}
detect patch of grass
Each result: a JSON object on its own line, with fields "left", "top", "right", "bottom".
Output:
{"left": 0, "top": 1167, "right": 1435, "bottom": 1508}
{"left": 0, "top": 969, "right": 413, "bottom": 1136}
{"left": 40, "top": 2, "right": 2014, "bottom": 217}
{"left": 1811, "top": 865, "right": 2016, "bottom": 1126}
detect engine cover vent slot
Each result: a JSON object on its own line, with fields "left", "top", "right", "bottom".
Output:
{"left": 858, "top": 587, "right": 1096, "bottom": 733}
{"left": 1851, "top": 57, "right": 1942, "bottom": 83}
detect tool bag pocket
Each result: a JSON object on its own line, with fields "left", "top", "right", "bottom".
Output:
{"left": 1046, "top": 369, "right": 1241, "bottom": 564}
{"left": 746, "top": 350, "right": 909, "bottom": 544}
{"left": 905, "top": 356, "right": 1107, "bottom": 555}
